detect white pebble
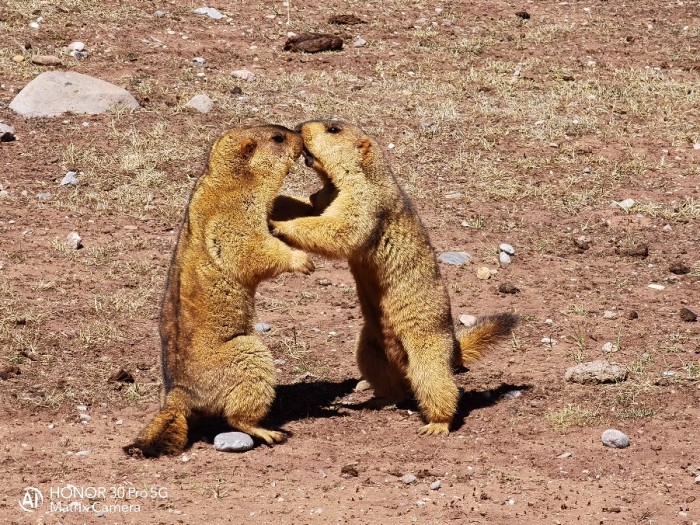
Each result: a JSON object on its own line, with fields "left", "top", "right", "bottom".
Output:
{"left": 74, "top": 450, "right": 90, "bottom": 457}
{"left": 459, "top": 314, "right": 477, "bottom": 327}
{"left": 68, "top": 41, "right": 85, "bottom": 52}
{"left": 499, "top": 243, "right": 515, "bottom": 255}
{"left": 648, "top": 284, "right": 665, "bottom": 290}
{"left": 601, "top": 429, "right": 630, "bottom": 448}
{"left": 611, "top": 198, "right": 635, "bottom": 211}
{"left": 602, "top": 342, "right": 619, "bottom": 353}
{"left": 430, "top": 480, "right": 441, "bottom": 490}
{"left": 66, "top": 231, "right": 82, "bottom": 250}
{"left": 401, "top": 474, "right": 417, "bottom": 484}
{"left": 499, "top": 252, "right": 511, "bottom": 265}
{"left": 232, "top": 69, "right": 255, "bottom": 81}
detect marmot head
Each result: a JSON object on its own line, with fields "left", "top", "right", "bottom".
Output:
{"left": 295, "top": 120, "right": 380, "bottom": 186}
{"left": 208, "top": 125, "right": 303, "bottom": 187}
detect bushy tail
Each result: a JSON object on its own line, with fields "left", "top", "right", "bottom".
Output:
{"left": 123, "top": 388, "right": 190, "bottom": 458}
{"left": 457, "top": 312, "right": 518, "bottom": 365}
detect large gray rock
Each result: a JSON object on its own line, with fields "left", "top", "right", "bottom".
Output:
{"left": 564, "top": 360, "right": 627, "bottom": 384}
{"left": 214, "top": 431, "right": 254, "bottom": 452}
{"left": 9, "top": 71, "right": 139, "bottom": 117}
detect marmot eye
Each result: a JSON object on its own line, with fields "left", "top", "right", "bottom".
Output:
{"left": 327, "top": 126, "right": 341, "bottom": 134}
{"left": 272, "top": 133, "right": 285, "bottom": 143}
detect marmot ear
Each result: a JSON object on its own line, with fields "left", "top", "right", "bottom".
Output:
{"left": 240, "top": 138, "right": 257, "bottom": 159}
{"left": 356, "top": 138, "right": 372, "bottom": 161}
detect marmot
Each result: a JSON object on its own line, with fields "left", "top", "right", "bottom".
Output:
{"left": 271, "top": 120, "right": 517, "bottom": 436}
{"left": 125, "top": 125, "right": 314, "bottom": 457}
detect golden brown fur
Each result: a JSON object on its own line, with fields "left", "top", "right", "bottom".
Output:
{"left": 271, "top": 120, "right": 517, "bottom": 435}
{"left": 125, "top": 125, "right": 313, "bottom": 457}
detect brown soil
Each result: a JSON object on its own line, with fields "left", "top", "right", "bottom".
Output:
{"left": 1, "top": 1, "right": 699, "bottom": 523}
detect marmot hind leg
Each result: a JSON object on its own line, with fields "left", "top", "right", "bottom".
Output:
{"left": 218, "top": 336, "right": 286, "bottom": 445}
{"left": 355, "top": 324, "right": 410, "bottom": 405}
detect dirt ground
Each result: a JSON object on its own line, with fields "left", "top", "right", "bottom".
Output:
{"left": 1, "top": 0, "right": 699, "bottom": 523}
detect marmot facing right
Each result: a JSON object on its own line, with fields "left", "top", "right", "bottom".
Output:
{"left": 125, "top": 125, "right": 313, "bottom": 457}
{"left": 272, "top": 120, "right": 517, "bottom": 436}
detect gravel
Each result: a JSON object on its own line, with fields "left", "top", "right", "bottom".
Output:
{"left": 214, "top": 431, "right": 254, "bottom": 452}
{"left": 601, "top": 429, "right": 630, "bottom": 449}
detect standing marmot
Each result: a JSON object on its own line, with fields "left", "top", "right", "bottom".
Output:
{"left": 125, "top": 125, "right": 313, "bottom": 457}
{"left": 271, "top": 120, "right": 517, "bottom": 436}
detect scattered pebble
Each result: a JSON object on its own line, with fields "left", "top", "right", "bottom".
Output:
{"left": 438, "top": 251, "right": 471, "bottom": 266}
{"left": 573, "top": 235, "right": 591, "bottom": 252}
{"left": 601, "top": 429, "right": 630, "bottom": 449}
{"left": 341, "top": 465, "right": 359, "bottom": 477}
{"left": 153, "top": 10, "right": 166, "bottom": 17}
{"left": 192, "top": 57, "right": 206, "bottom": 65}
{"left": 499, "top": 252, "right": 511, "bottom": 265}
{"left": 12, "top": 55, "right": 24, "bottom": 63}
{"left": 0, "top": 122, "right": 15, "bottom": 142}
{"left": 669, "top": 262, "right": 690, "bottom": 275}
{"left": 284, "top": 33, "right": 344, "bottom": 53}
{"left": 192, "top": 6, "right": 224, "bottom": 19}
{"left": 498, "top": 282, "right": 519, "bottom": 294}
{"left": 37, "top": 192, "right": 51, "bottom": 200}
{"left": 79, "top": 413, "right": 91, "bottom": 422}
{"left": 476, "top": 266, "right": 491, "bottom": 280}
{"left": 29, "top": 21, "right": 40, "bottom": 30}
{"left": 73, "top": 450, "right": 90, "bottom": 457}
{"left": 582, "top": 167, "right": 592, "bottom": 174}
{"left": 420, "top": 119, "right": 435, "bottom": 129}
{"left": 557, "top": 451, "right": 572, "bottom": 459}
{"left": 459, "top": 314, "right": 477, "bottom": 327}
{"left": 67, "top": 41, "right": 85, "bottom": 52}
{"left": 501, "top": 389, "right": 522, "bottom": 399}
{"left": 184, "top": 94, "right": 213, "bottom": 113}
{"left": 66, "top": 231, "right": 83, "bottom": 250}
{"left": 401, "top": 474, "right": 417, "bottom": 485}
{"left": 60, "top": 171, "right": 79, "bottom": 186}
{"left": 499, "top": 243, "right": 515, "bottom": 255}
{"left": 255, "top": 322, "right": 271, "bottom": 332}
{"left": 353, "top": 37, "right": 367, "bottom": 47}
{"left": 611, "top": 198, "right": 635, "bottom": 211}
{"left": 108, "top": 368, "right": 135, "bottom": 383}
{"left": 443, "top": 191, "right": 463, "bottom": 199}
{"left": 602, "top": 342, "right": 619, "bottom": 353}
{"left": 181, "top": 453, "right": 192, "bottom": 462}
{"left": 648, "top": 284, "right": 665, "bottom": 290}
{"left": 627, "top": 310, "right": 639, "bottom": 320}
{"left": 565, "top": 360, "right": 627, "bottom": 384}
{"left": 354, "top": 379, "right": 371, "bottom": 392}
{"left": 214, "top": 431, "right": 254, "bottom": 452}
{"left": 430, "top": 480, "right": 441, "bottom": 490}
{"left": 696, "top": 475, "right": 700, "bottom": 484}
{"left": 232, "top": 69, "right": 256, "bottom": 82}
{"left": 617, "top": 243, "right": 648, "bottom": 258}
{"left": 515, "top": 11, "right": 531, "bottom": 19}
{"left": 602, "top": 310, "right": 617, "bottom": 319}
{"left": 317, "top": 278, "right": 332, "bottom": 286}
{"left": 30, "top": 55, "right": 63, "bottom": 66}
{"left": 76, "top": 404, "right": 87, "bottom": 411}
{"left": 541, "top": 337, "right": 557, "bottom": 346}
{"left": 680, "top": 308, "right": 697, "bottom": 322}
{"left": 230, "top": 86, "right": 243, "bottom": 95}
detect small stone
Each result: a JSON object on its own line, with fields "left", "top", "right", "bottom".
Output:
{"left": 192, "top": 7, "right": 224, "bottom": 19}
{"left": 284, "top": 33, "right": 344, "bottom": 53}
{"left": 232, "top": 69, "right": 256, "bottom": 82}
{"left": 0, "top": 190, "right": 9, "bottom": 199}
{"left": 501, "top": 390, "right": 521, "bottom": 399}
{"left": 602, "top": 310, "right": 617, "bottom": 319}
{"left": 680, "top": 308, "right": 697, "bottom": 322}
{"left": 30, "top": 55, "right": 63, "bottom": 66}
{"left": 401, "top": 474, "right": 417, "bottom": 485}
{"left": 498, "top": 282, "right": 519, "bottom": 294}
{"left": 255, "top": 322, "right": 271, "bottom": 332}
{"left": 582, "top": 167, "right": 592, "bottom": 174}
{"left": 601, "top": 429, "right": 630, "bottom": 449}
{"left": 565, "top": 360, "right": 627, "bottom": 384}
{"left": 541, "top": 337, "right": 557, "bottom": 346}
{"left": 556, "top": 451, "right": 572, "bottom": 459}
{"left": 184, "top": 94, "right": 213, "bottom": 113}
{"left": 37, "top": 192, "right": 51, "bottom": 200}
{"left": 443, "top": 191, "right": 463, "bottom": 199}
{"left": 67, "top": 41, "right": 85, "bottom": 52}
{"left": 181, "top": 453, "right": 192, "bottom": 462}
{"left": 353, "top": 37, "right": 367, "bottom": 47}
{"left": 60, "top": 171, "right": 79, "bottom": 185}
{"left": 153, "top": 10, "right": 166, "bottom": 17}
{"left": 76, "top": 404, "right": 88, "bottom": 412}
{"left": 115, "top": 419, "right": 123, "bottom": 425}
{"left": 617, "top": 243, "right": 648, "bottom": 258}
{"left": 430, "top": 480, "right": 441, "bottom": 490}
{"left": 459, "top": 314, "right": 477, "bottom": 327}
{"left": 12, "top": 54, "right": 25, "bottom": 63}
{"left": 74, "top": 450, "right": 90, "bottom": 457}
{"left": 341, "top": 465, "right": 359, "bottom": 477}
{"left": 573, "top": 235, "right": 591, "bottom": 251}
{"left": 602, "top": 342, "right": 619, "bottom": 353}
{"left": 79, "top": 413, "right": 91, "bottom": 422}
{"left": 695, "top": 475, "right": 700, "bottom": 484}
{"left": 193, "top": 57, "right": 206, "bottom": 65}
{"left": 499, "top": 243, "right": 515, "bottom": 255}
{"left": 476, "top": 266, "right": 491, "bottom": 280}
{"left": 499, "top": 252, "right": 512, "bottom": 265}
{"left": 317, "top": 278, "right": 332, "bottom": 286}
{"left": 354, "top": 379, "right": 371, "bottom": 392}
{"left": 230, "top": 86, "right": 243, "bottom": 95}
{"left": 611, "top": 198, "right": 635, "bottom": 211}
{"left": 669, "top": 262, "right": 690, "bottom": 275}
{"left": 214, "top": 431, "right": 254, "bottom": 452}
{"left": 0, "top": 122, "right": 16, "bottom": 142}
{"left": 66, "top": 231, "right": 83, "bottom": 250}
{"left": 648, "top": 284, "right": 665, "bottom": 290}
{"left": 29, "top": 21, "right": 40, "bottom": 29}
{"left": 515, "top": 11, "right": 531, "bottom": 19}
{"left": 627, "top": 310, "right": 639, "bottom": 320}
{"left": 438, "top": 251, "right": 471, "bottom": 266}
{"left": 420, "top": 120, "right": 435, "bottom": 129}
{"left": 108, "top": 368, "right": 135, "bottom": 383}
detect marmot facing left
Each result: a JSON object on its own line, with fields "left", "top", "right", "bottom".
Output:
{"left": 272, "top": 120, "right": 517, "bottom": 436}
{"left": 125, "top": 125, "right": 313, "bottom": 457}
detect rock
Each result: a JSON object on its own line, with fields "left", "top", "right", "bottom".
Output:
{"left": 401, "top": 474, "right": 417, "bottom": 485}
{"left": 108, "top": 368, "right": 135, "bottom": 383}
{"left": 192, "top": 7, "right": 224, "bottom": 19}
{"left": 66, "top": 231, "right": 83, "bottom": 250}
{"left": 10, "top": 71, "right": 139, "bottom": 118}
{"left": 328, "top": 15, "right": 365, "bottom": 25}
{"left": 626, "top": 310, "right": 639, "bottom": 320}
{"left": 648, "top": 284, "right": 665, "bottom": 290}
{"left": 79, "top": 413, "right": 91, "bottom": 422}
{"left": 12, "top": 55, "right": 24, "bottom": 63}
{"left": 476, "top": 266, "right": 491, "bottom": 280}
{"left": 499, "top": 252, "right": 511, "bottom": 265}
{"left": 37, "top": 192, "right": 51, "bottom": 200}
{"left": 185, "top": 94, "right": 213, "bottom": 113}
{"left": 317, "top": 278, "right": 332, "bottom": 286}
{"left": 74, "top": 450, "right": 90, "bottom": 457}
{"left": 67, "top": 41, "right": 85, "bottom": 52}
{"left": 501, "top": 390, "right": 522, "bottom": 399}
{"left": 498, "top": 282, "right": 519, "bottom": 294}
{"left": 601, "top": 429, "right": 630, "bottom": 449}
{"left": 499, "top": 243, "right": 515, "bottom": 255}
{"left": 565, "top": 360, "right": 627, "bottom": 384}
{"left": 616, "top": 243, "right": 648, "bottom": 258}
{"left": 669, "top": 262, "right": 690, "bottom": 275}
{"left": 354, "top": 379, "right": 371, "bottom": 392}
{"left": 232, "top": 69, "right": 255, "bottom": 82}
{"left": 556, "top": 451, "right": 572, "bottom": 459}
{"left": 430, "top": 480, "right": 441, "bottom": 490}
{"left": 611, "top": 198, "right": 635, "bottom": 211}
{"left": 30, "top": 55, "right": 63, "bottom": 66}
{"left": 0, "top": 190, "right": 9, "bottom": 199}
{"left": 515, "top": 11, "right": 531, "bottom": 19}
{"left": 0, "top": 364, "right": 21, "bottom": 380}
{"left": 153, "top": 10, "right": 166, "bottom": 17}
{"left": 255, "top": 322, "right": 271, "bottom": 332}
{"left": 696, "top": 475, "right": 700, "bottom": 485}
{"left": 438, "top": 251, "right": 471, "bottom": 266}
{"left": 353, "top": 37, "right": 367, "bottom": 47}
{"left": 181, "top": 453, "right": 192, "bottom": 462}
{"left": 459, "top": 314, "right": 477, "bottom": 327}
{"left": 76, "top": 404, "right": 88, "bottom": 411}
{"left": 573, "top": 235, "right": 591, "bottom": 252}
{"left": 602, "top": 310, "right": 617, "bottom": 319}
{"left": 192, "top": 57, "right": 206, "bottom": 65}
{"left": 214, "top": 431, "right": 254, "bottom": 452}
{"left": 680, "top": 308, "right": 697, "bottom": 322}
{"left": 0, "top": 122, "right": 16, "bottom": 142}
{"left": 541, "top": 337, "right": 557, "bottom": 346}
{"left": 341, "top": 465, "right": 359, "bottom": 477}
{"left": 284, "top": 33, "right": 343, "bottom": 53}
{"left": 602, "top": 342, "right": 619, "bottom": 353}
{"left": 230, "top": 86, "right": 243, "bottom": 95}
{"left": 443, "top": 191, "right": 463, "bottom": 200}
{"left": 60, "top": 171, "right": 79, "bottom": 185}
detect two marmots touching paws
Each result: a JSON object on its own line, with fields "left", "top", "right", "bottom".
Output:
{"left": 125, "top": 120, "right": 517, "bottom": 457}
